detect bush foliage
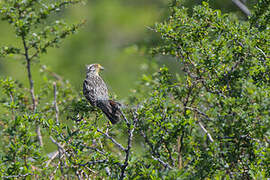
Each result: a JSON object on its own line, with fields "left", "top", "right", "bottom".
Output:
{"left": 0, "top": 0, "right": 269, "bottom": 179}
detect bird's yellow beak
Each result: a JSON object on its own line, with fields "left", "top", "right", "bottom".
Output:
{"left": 98, "top": 64, "right": 104, "bottom": 71}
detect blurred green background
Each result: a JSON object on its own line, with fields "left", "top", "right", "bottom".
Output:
{"left": 0, "top": 0, "right": 256, "bottom": 99}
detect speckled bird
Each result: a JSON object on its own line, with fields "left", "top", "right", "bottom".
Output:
{"left": 83, "top": 64, "right": 121, "bottom": 124}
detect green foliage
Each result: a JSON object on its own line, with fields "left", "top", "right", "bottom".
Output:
{"left": 0, "top": 78, "right": 45, "bottom": 178}
{"left": 150, "top": 0, "right": 270, "bottom": 178}
{"left": 0, "top": 0, "right": 84, "bottom": 58}
{"left": 0, "top": 0, "right": 269, "bottom": 179}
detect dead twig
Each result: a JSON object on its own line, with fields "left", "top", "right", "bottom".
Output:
{"left": 232, "top": 0, "right": 251, "bottom": 17}
{"left": 97, "top": 128, "right": 125, "bottom": 151}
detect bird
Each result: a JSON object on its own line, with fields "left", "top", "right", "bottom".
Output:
{"left": 83, "top": 64, "right": 122, "bottom": 124}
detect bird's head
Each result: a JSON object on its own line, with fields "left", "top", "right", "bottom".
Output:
{"left": 85, "top": 64, "right": 104, "bottom": 75}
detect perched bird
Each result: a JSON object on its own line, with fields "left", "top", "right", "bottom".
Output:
{"left": 83, "top": 64, "right": 122, "bottom": 124}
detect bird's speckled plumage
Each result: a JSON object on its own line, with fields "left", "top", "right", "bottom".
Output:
{"left": 83, "top": 64, "right": 121, "bottom": 124}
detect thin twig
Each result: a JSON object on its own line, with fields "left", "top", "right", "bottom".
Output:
{"left": 50, "top": 136, "right": 65, "bottom": 151}
{"left": 185, "top": 106, "right": 213, "bottom": 121}
{"left": 45, "top": 151, "right": 59, "bottom": 167}
{"left": 185, "top": 107, "right": 214, "bottom": 142}
{"left": 82, "top": 144, "right": 106, "bottom": 155}
{"left": 255, "top": 46, "right": 268, "bottom": 59}
{"left": 53, "top": 82, "right": 59, "bottom": 125}
{"left": 141, "top": 130, "right": 172, "bottom": 169}
{"left": 49, "top": 161, "right": 61, "bottom": 180}
{"left": 78, "top": 159, "right": 108, "bottom": 167}
{"left": 164, "top": 142, "right": 175, "bottom": 167}
{"left": 198, "top": 121, "right": 214, "bottom": 142}
{"left": 152, "top": 156, "right": 172, "bottom": 169}
{"left": 2, "top": 173, "right": 33, "bottom": 179}
{"left": 41, "top": 65, "right": 63, "bottom": 81}
{"left": 232, "top": 0, "right": 251, "bottom": 17}
{"left": 119, "top": 109, "right": 130, "bottom": 126}
{"left": 96, "top": 128, "right": 125, "bottom": 151}
{"left": 49, "top": 136, "right": 67, "bottom": 172}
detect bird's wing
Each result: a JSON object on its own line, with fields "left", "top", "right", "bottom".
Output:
{"left": 83, "top": 75, "right": 109, "bottom": 106}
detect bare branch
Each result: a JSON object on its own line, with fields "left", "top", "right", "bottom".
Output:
{"left": 256, "top": 46, "right": 268, "bottom": 59}
{"left": 49, "top": 136, "right": 67, "bottom": 173}
{"left": 185, "top": 107, "right": 214, "bottom": 142}
{"left": 185, "top": 106, "right": 213, "bottom": 121}
{"left": 97, "top": 128, "right": 125, "bottom": 151}
{"left": 41, "top": 65, "right": 63, "bottom": 81}
{"left": 45, "top": 151, "right": 59, "bottom": 167}
{"left": 198, "top": 121, "right": 214, "bottom": 142}
{"left": 50, "top": 136, "right": 65, "bottom": 151}
{"left": 152, "top": 156, "right": 172, "bottom": 169}
{"left": 78, "top": 159, "right": 108, "bottom": 167}
{"left": 232, "top": 0, "right": 251, "bottom": 17}
{"left": 53, "top": 82, "right": 59, "bottom": 125}
{"left": 119, "top": 110, "right": 138, "bottom": 179}
{"left": 2, "top": 173, "right": 33, "bottom": 179}
{"left": 22, "top": 35, "right": 36, "bottom": 112}
{"left": 82, "top": 144, "right": 106, "bottom": 155}
{"left": 119, "top": 108, "right": 130, "bottom": 126}
{"left": 22, "top": 34, "right": 43, "bottom": 147}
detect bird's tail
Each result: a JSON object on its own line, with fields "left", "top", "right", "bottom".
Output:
{"left": 97, "top": 100, "right": 122, "bottom": 124}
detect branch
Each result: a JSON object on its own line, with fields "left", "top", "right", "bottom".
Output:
{"left": 41, "top": 65, "right": 63, "bottom": 81}
{"left": 49, "top": 136, "right": 66, "bottom": 153}
{"left": 45, "top": 151, "right": 59, "bottom": 167}
{"left": 96, "top": 128, "right": 125, "bottom": 151}
{"left": 185, "top": 107, "right": 214, "bottom": 142}
{"left": 232, "top": 0, "right": 251, "bottom": 17}
{"left": 152, "top": 156, "right": 172, "bottom": 169}
{"left": 49, "top": 136, "right": 67, "bottom": 173}
{"left": 22, "top": 34, "right": 43, "bottom": 147}
{"left": 119, "top": 110, "right": 138, "bottom": 180}
{"left": 198, "top": 121, "right": 214, "bottom": 143}
{"left": 256, "top": 46, "right": 268, "bottom": 59}
{"left": 29, "top": 21, "right": 85, "bottom": 60}
{"left": 53, "top": 82, "right": 59, "bottom": 125}
{"left": 141, "top": 130, "right": 172, "bottom": 169}
{"left": 22, "top": 35, "right": 36, "bottom": 112}
{"left": 2, "top": 173, "right": 33, "bottom": 179}
{"left": 77, "top": 159, "right": 108, "bottom": 167}
{"left": 119, "top": 108, "right": 130, "bottom": 126}
{"left": 185, "top": 106, "right": 213, "bottom": 121}
{"left": 82, "top": 144, "right": 106, "bottom": 155}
